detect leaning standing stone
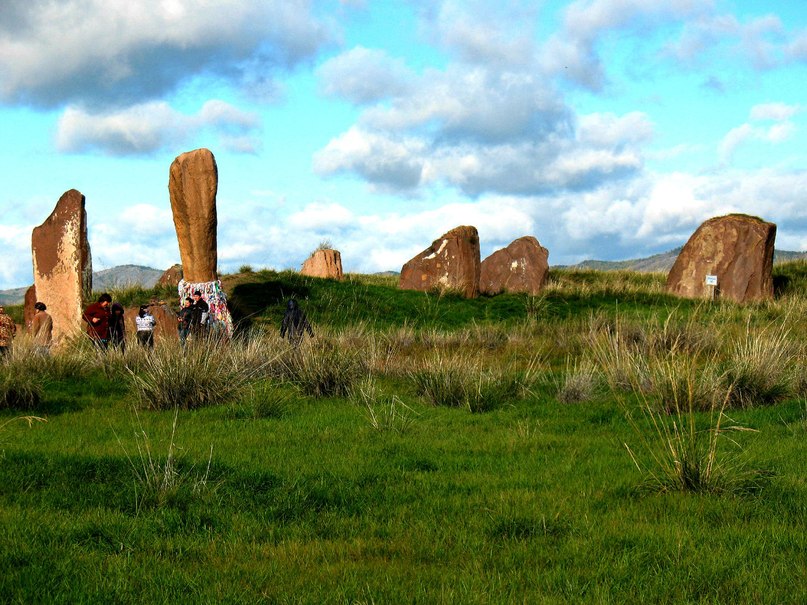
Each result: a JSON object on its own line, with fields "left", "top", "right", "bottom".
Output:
{"left": 480, "top": 236, "right": 549, "bottom": 296}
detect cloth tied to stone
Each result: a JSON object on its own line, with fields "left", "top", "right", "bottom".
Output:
{"left": 178, "top": 279, "right": 234, "bottom": 336}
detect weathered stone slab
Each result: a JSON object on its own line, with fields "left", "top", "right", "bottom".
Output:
{"left": 125, "top": 303, "right": 179, "bottom": 342}
{"left": 399, "top": 225, "right": 480, "bottom": 298}
{"left": 666, "top": 214, "right": 776, "bottom": 303}
{"left": 23, "top": 284, "right": 37, "bottom": 331}
{"left": 301, "top": 249, "right": 343, "bottom": 280}
{"left": 168, "top": 149, "right": 218, "bottom": 283}
{"left": 480, "top": 236, "right": 549, "bottom": 295}
{"left": 31, "top": 189, "right": 92, "bottom": 343}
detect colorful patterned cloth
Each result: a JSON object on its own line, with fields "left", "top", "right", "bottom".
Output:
{"left": 178, "top": 279, "right": 234, "bottom": 336}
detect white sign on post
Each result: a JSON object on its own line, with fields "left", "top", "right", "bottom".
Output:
{"left": 705, "top": 275, "right": 718, "bottom": 286}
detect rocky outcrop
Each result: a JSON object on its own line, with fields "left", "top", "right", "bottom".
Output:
{"left": 168, "top": 149, "right": 218, "bottom": 283}
{"left": 480, "top": 236, "right": 549, "bottom": 296}
{"left": 399, "top": 225, "right": 481, "bottom": 298}
{"left": 157, "top": 264, "right": 183, "bottom": 288}
{"left": 666, "top": 214, "right": 776, "bottom": 303}
{"left": 31, "top": 189, "right": 92, "bottom": 343}
{"left": 301, "top": 249, "right": 343, "bottom": 280}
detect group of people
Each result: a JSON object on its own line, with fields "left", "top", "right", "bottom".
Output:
{"left": 0, "top": 291, "right": 314, "bottom": 358}
{"left": 83, "top": 293, "right": 157, "bottom": 350}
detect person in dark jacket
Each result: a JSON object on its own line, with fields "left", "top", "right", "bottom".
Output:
{"left": 190, "top": 291, "right": 210, "bottom": 338}
{"left": 108, "top": 302, "right": 126, "bottom": 350}
{"left": 280, "top": 299, "right": 314, "bottom": 346}
{"left": 177, "top": 298, "right": 193, "bottom": 346}
{"left": 83, "top": 293, "right": 112, "bottom": 348}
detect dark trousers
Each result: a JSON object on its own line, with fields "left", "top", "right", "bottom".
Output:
{"left": 137, "top": 331, "right": 154, "bottom": 349}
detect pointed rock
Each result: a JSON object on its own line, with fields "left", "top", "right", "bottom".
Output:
{"left": 666, "top": 214, "right": 775, "bottom": 303}
{"left": 301, "top": 249, "right": 343, "bottom": 280}
{"left": 480, "top": 236, "right": 549, "bottom": 295}
{"left": 399, "top": 225, "right": 480, "bottom": 298}
{"left": 31, "top": 189, "right": 92, "bottom": 343}
{"left": 157, "top": 264, "right": 183, "bottom": 288}
{"left": 168, "top": 148, "right": 218, "bottom": 283}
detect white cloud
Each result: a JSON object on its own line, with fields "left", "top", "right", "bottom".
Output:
{"left": 55, "top": 100, "right": 261, "bottom": 155}
{"left": 317, "top": 46, "right": 414, "bottom": 104}
{"left": 749, "top": 102, "right": 801, "bottom": 121}
{"left": 719, "top": 120, "right": 796, "bottom": 164}
{"left": 0, "top": 0, "right": 331, "bottom": 108}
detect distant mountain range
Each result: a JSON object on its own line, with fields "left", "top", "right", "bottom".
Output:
{"left": 2, "top": 250, "right": 807, "bottom": 305}
{"left": 563, "top": 248, "right": 807, "bottom": 273}
{"left": 0, "top": 265, "right": 164, "bottom": 306}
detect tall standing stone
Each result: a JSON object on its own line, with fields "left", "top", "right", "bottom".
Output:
{"left": 666, "top": 214, "right": 776, "bottom": 303}
{"left": 31, "top": 189, "right": 92, "bottom": 343}
{"left": 480, "top": 236, "right": 549, "bottom": 296}
{"left": 301, "top": 249, "right": 343, "bottom": 280}
{"left": 168, "top": 148, "right": 218, "bottom": 283}
{"left": 399, "top": 225, "right": 481, "bottom": 298}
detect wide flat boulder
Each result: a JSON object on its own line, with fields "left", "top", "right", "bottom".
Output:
{"left": 666, "top": 214, "right": 776, "bottom": 303}
{"left": 31, "top": 189, "right": 92, "bottom": 343}
{"left": 480, "top": 236, "right": 549, "bottom": 295}
{"left": 301, "top": 249, "right": 343, "bottom": 280}
{"left": 157, "top": 264, "right": 183, "bottom": 288}
{"left": 168, "top": 148, "right": 218, "bottom": 283}
{"left": 399, "top": 225, "right": 480, "bottom": 298}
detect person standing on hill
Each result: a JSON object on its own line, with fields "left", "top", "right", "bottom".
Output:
{"left": 0, "top": 306, "right": 17, "bottom": 357}
{"left": 135, "top": 305, "right": 157, "bottom": 349}
{"left": 108, "top": 302, "right": 126, "bottom": 351}
{"left": 30, "top": 302, "right": 53, "bottom": 353}
{"left": 280, "top": 299, "right": 314, "bottom": 346}
{"left": 83, "top": 293, "right": 112, "bottom": 349}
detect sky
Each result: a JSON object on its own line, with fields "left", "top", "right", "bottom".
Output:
{"left": 0, "top": 0, "right": 805, "bottom": 289}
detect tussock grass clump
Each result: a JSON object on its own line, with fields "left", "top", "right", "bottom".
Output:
{"left": 281, "top": 339, "right": 367, "bottom": 398}
{"left": 128, "top": 340, "right": 259, "bottom": 410}
{"left": 351, "top": 378, "right": 419, "bottom": 434}
{"left": 555, "top": 357, "right": 600, "bottom": 404}
{"left": 410, "top": 353, "right": 536, "bottom": 413}
{"left": 0, "top": 362, "right": 44, "bottom": 410}
{"left": 118, "top": 409, "right": 213, "bottom": 510}
{"left": 591, "top": 313, "right": 761, "bottom": 493}
{"left": 720, "top": 323, "right": 797, "bottom": 409}
{"left": 229, "top": 383, "right": 294, "bottom": 419}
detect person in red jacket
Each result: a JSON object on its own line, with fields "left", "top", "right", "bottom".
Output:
{"left": 83, "top": 293, "right": 112, "bottom": 348}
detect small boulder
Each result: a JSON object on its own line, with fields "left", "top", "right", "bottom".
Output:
{"left": 480, "top": 236, "right": 549, "bottom": 295}
{"left": 301, "top": 249, "right": 343, "bottom": 280}
{"left": 666, "top": 214, "right": 776, "bottom": 303}
{"left": 124, "top": 302, "right": 179, "bottom": 342}
{"left": 399, "top": 225, "right": 481, "bottom": 298}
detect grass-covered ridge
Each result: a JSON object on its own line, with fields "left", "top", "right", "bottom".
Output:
{"left": 1, "top": 264, "right": 806, "bottom": 603}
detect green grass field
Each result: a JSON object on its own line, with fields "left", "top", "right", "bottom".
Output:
{"left": 1, "top": 266, "right": 806, "bottom": 603}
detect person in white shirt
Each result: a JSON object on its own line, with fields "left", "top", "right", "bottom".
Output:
{"left": 135, "top": 305, "right": 157, "bottom": 349}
